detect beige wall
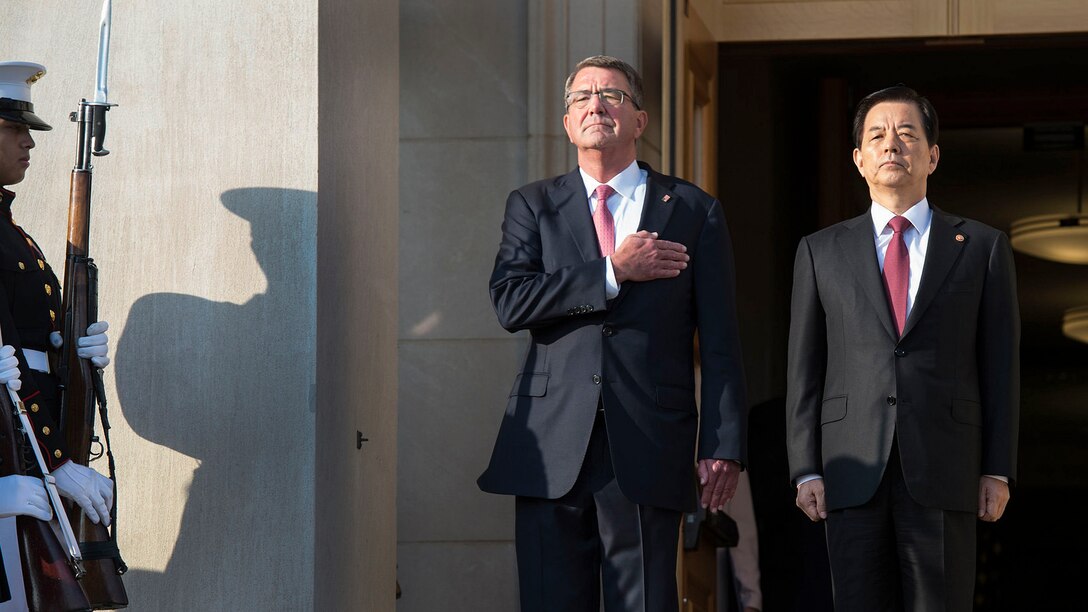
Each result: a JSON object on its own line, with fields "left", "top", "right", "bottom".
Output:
{"left": 4, "top": 1, "right": 398, "bottom": 610}
{"left": 4, "top": 1, "right": 319, "bottom": 608}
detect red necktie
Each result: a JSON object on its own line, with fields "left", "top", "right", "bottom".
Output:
{"left": 883, "top": 215, "right": 912, "bottom": 336}
{"left": 593, "top": 184, "right": 616, "bottom": 257}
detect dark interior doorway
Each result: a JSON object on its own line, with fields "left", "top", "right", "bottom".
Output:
{"left": 719, "top": 33, "right": 1088, "bottom": 611}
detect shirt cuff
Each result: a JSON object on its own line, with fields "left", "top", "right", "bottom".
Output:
{"left": 604, "top": 256, "right": 619, "bottom": 299}
{"left": 795, "top": 473, "right": 822, "bottom": 487}
{"left": 983, "top": 474, "right": 1009, "bottom": 483}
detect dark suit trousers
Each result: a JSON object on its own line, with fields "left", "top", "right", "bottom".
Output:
{"left": 824, "top": 439, "right": 976, "bottom": 612}
{"left": 515, "top": 411, "right": 682, "bottom": 612}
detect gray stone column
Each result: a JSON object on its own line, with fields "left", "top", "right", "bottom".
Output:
{"left": 317, "top": 1, "right": 400, "bottom": 610}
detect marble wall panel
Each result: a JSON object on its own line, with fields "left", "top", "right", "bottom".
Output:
{"left": 400, "top": 0, "right": 529, "bottom": 141}
{"left": 397, "top": 541, "right": 519, "bottom": 612}
{"left": 399, "top": 138, "right": 527, "bottom": 341}
{"left": 398, "top": 337, "right": 525, "bottom": 542}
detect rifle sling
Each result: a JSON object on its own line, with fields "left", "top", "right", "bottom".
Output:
{"left": 88, "top": 364, "right": 128, "bottom": 574}
{"left": 79, "top": 539, "right": 123, "bottom": 562}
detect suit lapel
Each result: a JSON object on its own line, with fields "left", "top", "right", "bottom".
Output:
{"left": 838, "top": 212, "right": 898, "bottom": 342}
{"left": 552, "top": 169, "right": 600, "bottom": 263}
{"left": 637, "top": 166, "right": 679, "bottom": 237}
{"left": 901, "top": 209, "right": 966, "bottom": 338}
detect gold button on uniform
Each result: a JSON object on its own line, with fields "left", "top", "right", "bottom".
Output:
{"left": 54, "top": 450, "right": 62, "bottom": 459}
{"left": 17, "top": 262, "right": 25, "bottom": 270}
{"left": 44, "top": 284, "right": 52, "bottom": 295}
{"left": 30, "top": 403, "right": 39, "bottom": 413}
{"left": 42, "top": 426, "right": 50, "bottom": 435}
{"left": 37, "top": 259, "right": 45, "bottom": 270}
{"left": 49, "top": 310, "right": 56, "bottom": 322}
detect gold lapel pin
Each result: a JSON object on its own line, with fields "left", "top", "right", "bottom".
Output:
{"left": 955, "top": 234, "right": 965, "bottom": 242}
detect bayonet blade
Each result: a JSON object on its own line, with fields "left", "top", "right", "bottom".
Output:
{"left": 93, "top": 0, "right": 112, "bottom": 104}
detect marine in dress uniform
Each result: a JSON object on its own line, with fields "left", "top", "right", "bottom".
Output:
{"left": 0, "top": 60, "right": 114, "bottom": 608}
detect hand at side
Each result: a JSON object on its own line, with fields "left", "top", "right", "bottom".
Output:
{"left": 978, "top": 476, "right": 1010, "bottom": 522}
{"left": 697, "top": 458, "right": 740, "bottom": 513}
{"left": 795, "top": 478, "right": 827, "bottom": 522}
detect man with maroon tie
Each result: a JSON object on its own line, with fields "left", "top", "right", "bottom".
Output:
{"left": 786, "top": 85, "right": 1020, "bottom": 611}
{"left": 480, "top": 55, "right": 749, "bottom": 611}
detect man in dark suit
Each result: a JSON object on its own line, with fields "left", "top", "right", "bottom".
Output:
{"left": 479, "top": 55, "right": 748, "bottom": 612}
{"left": 786, "top": 85, "right": 1020, "bottom": 611}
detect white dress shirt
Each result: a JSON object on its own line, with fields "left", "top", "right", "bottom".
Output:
{"left": 579, "top": 160, "right": 648, "bottom": 298}
{"left": 871, "top": 197, "right": 932, "bottom": 318}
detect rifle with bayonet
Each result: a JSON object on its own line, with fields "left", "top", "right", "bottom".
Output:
{"left": 56, "top": 1, "right": 129, "bottom": 607}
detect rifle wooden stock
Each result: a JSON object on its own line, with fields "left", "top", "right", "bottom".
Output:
{"left": 59, "top": 113, "right": 129, "bottom": 609}
{"left": 0, "top": 389, "right": 91, "bottom": 612}
{"left": 63, "top": 170, "right": 95, "bottom": 461}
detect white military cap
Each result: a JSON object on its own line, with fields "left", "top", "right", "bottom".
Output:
{"left": 0, "top": 61, "right": 52, "bottom": 131}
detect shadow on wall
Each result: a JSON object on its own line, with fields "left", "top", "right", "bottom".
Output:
{"left": 115, "top": 188, "right": 316, "bottom": 610}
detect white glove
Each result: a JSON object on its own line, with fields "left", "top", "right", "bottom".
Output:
{"left": 76, "top": 321, "right": 111, "bottom": 369}
{"left": 53, "top": 461, "right": 113, "bottom": 526}
{"left": 0, "top": 344, "right": 21, "bottom": 391}
{"left": 0, "top": 474, "right": 52, "bottom": 521}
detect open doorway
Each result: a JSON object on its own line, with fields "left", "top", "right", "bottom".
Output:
{"left": 719, "top": 33, "right": 1088, "bottom": 611}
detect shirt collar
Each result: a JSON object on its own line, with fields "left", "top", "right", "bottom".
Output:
{"left": 870, "top": 197, "right": 932, "bottom": 236}
{"left": 578, "top": 160, "right": 642, "bottom": 202}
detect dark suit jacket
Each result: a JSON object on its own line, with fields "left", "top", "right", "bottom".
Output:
{"left": 786, "top": 207, "right": 1019, "bottom": 513}
{"left": 478, "top": 163, "right": 748, "bottom": 513}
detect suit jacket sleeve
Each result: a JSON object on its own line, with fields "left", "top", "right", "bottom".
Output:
{"left": 489, "top": 188, "right": 608, "bottom": 332}
{"left": 978, "top": 232, "right": 1020, "bottom": 481}
{"left": 694, "top": 200, "right": 748, "bottom": 464}
{"left": 785, "top": 236, "right": 827, "bottom": 484}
